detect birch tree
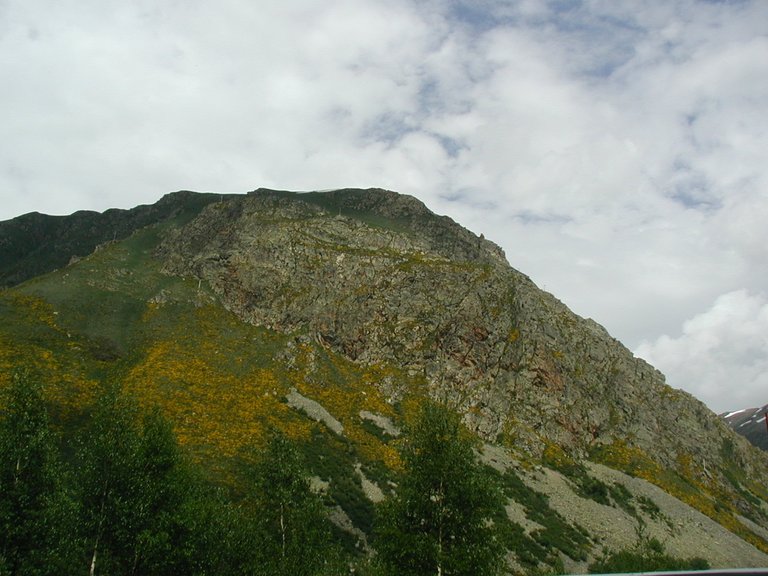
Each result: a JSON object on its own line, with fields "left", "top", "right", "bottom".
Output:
{"left": 375, "top": 401, "right": 504, "bottom": 576}
{"left": 77, "top": 387, "right": 187, "bottom": 576}
{"left": 248, "top": 432, "right": 344, "bottom": 576}
{"left": 0, "top": 370, "right": 77, "bottom": 576}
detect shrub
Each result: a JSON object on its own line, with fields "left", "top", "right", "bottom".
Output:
{"left": 589, "top": 533, "right": 710, "bottom": 574}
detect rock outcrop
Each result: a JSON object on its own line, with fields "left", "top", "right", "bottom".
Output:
{"left": 4, "top": 186, "right": 768, "bottom": 565}
{"left": 158, "top": 188, "right": 768, "bottom": 498}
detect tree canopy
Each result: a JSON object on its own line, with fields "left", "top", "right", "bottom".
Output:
{"left": 246, "top": 432, "right": 345, "bottom": 576}
{"left": 375, "top": 401, "right": 505, "bottom": 576}
{"left": 0, "top": 370, "right": 77, "bottom": 575}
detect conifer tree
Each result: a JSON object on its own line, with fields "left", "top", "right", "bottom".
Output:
{"left": 375, "top": 401, "right": 504, "bottom": 576}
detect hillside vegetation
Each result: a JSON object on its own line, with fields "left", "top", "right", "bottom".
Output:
{"left": 1, "top": 188, "right": 768, "bottom": 573}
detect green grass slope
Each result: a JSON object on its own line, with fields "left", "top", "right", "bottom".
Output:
{"left": 0, "top": 190, "right": 231, "bottom": 288}
{"left": 0, "top": 217, "right": 418, "bottom": 545}
{"left": 0, "top": 210, "right": 607, "bottom": 569}
{"left": 2, "top": 193, "right": 767, "bottom": 570}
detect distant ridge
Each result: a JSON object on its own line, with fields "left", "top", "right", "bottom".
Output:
{"left": 723, "top": 405, "right": 768, "bottom": 451}
{"left": 0, "top": 191, "right": 232, "bottom": 288}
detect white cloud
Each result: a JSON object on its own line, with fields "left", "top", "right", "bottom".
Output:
{"left": 635, "top": 290, "right": 768, "bottom": 413}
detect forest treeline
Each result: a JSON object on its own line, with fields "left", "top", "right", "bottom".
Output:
{"left": 0, "top": 370, "right": 506, "bottom": 576}
{"left": 1, "top": 370, "right": 710, "bottom": 576}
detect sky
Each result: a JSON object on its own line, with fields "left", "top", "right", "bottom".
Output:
{"left": 1, "top": 0, "right": 766, "bottom": 413}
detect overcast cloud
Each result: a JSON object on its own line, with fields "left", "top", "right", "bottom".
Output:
{"left": 1, "top": 0, "right": 766, "bottom": 413}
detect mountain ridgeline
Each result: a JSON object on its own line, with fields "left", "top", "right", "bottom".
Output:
{"left": 724, "top": 406, "right": 768, "bottom": 452}
{"left": 0, "top": 191, "right": 233, "bottom": 288}
{"left": 158, "top": 189, "right": 763, "bottom": 468}
{"left": 1, "top": 188, "right": 768, "bottom": 572}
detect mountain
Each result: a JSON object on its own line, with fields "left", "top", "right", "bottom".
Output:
{"left": 723, "top": 406, "right": 768, "bottom": 451}
{"left": 2, "top": 188, "right": 768, "bottom": 572}
{"left": 0, "top": 191, "right": 237, "bottom": 288}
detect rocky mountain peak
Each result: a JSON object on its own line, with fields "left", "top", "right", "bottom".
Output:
{"left": 157, "top": 189, "right": 768, "bottom": 492}
{"left": 723, "top": 405, "right": 768, "bottom": 451}
{"left": 2, "top": 187, "right": 768, "bottom": 567}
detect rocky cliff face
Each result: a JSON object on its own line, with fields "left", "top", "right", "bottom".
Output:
{"left": 4, "top": 186, "right": 768, "bottom": 565}
{"left": 158, "top": 188, "right": 768, "bottom": 495}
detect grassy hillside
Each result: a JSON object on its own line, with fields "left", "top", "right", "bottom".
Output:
{"left": 0, "top": 217, "right": 417, "bottom": 543}
{"left": 2, "top": 194, "right": 768, "bottom": 572}
{"left": 0, "top": 214, "right": 616, "bottom": 569}
{"left": 0, "top": 190, "right": 229, "bottom": 288}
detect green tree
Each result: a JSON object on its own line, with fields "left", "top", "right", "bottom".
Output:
{"left": 0, "top": 370, "right": 78, "bottom": 575}
{"left": 76, "top": 386, "right": 193, "bottom": 575}
{"left": 375, "top": 401, "right": 505, "bottom": 576}
{"left": 246, "top": 432, "right": 345, "bottom": 576}
{"left": 170, "top": 484, "right": 260, "bottom": 576}
{"left": 130, "top": 408, "right": 195, "bottom": 575}
{"left": 77, "top": 386, "right": 142, "bottom": 575}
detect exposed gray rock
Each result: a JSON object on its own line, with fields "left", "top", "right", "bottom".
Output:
{"left": 285, "top": 387, "right": 344, "bottom": 436}
{"left": 359, "top": 410, "right": 401, "bottom": 437}
{"left": 158, "top": 187, "right": 768, "bottom": 545}
{"left": 328, "top": 505, "right": 369, "bottom": 551}
{"left": 480, "top": 444, "right": 768, "bottom": 572}
{"left": 355, "top": 463, "right": 385, "bottom": 503}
